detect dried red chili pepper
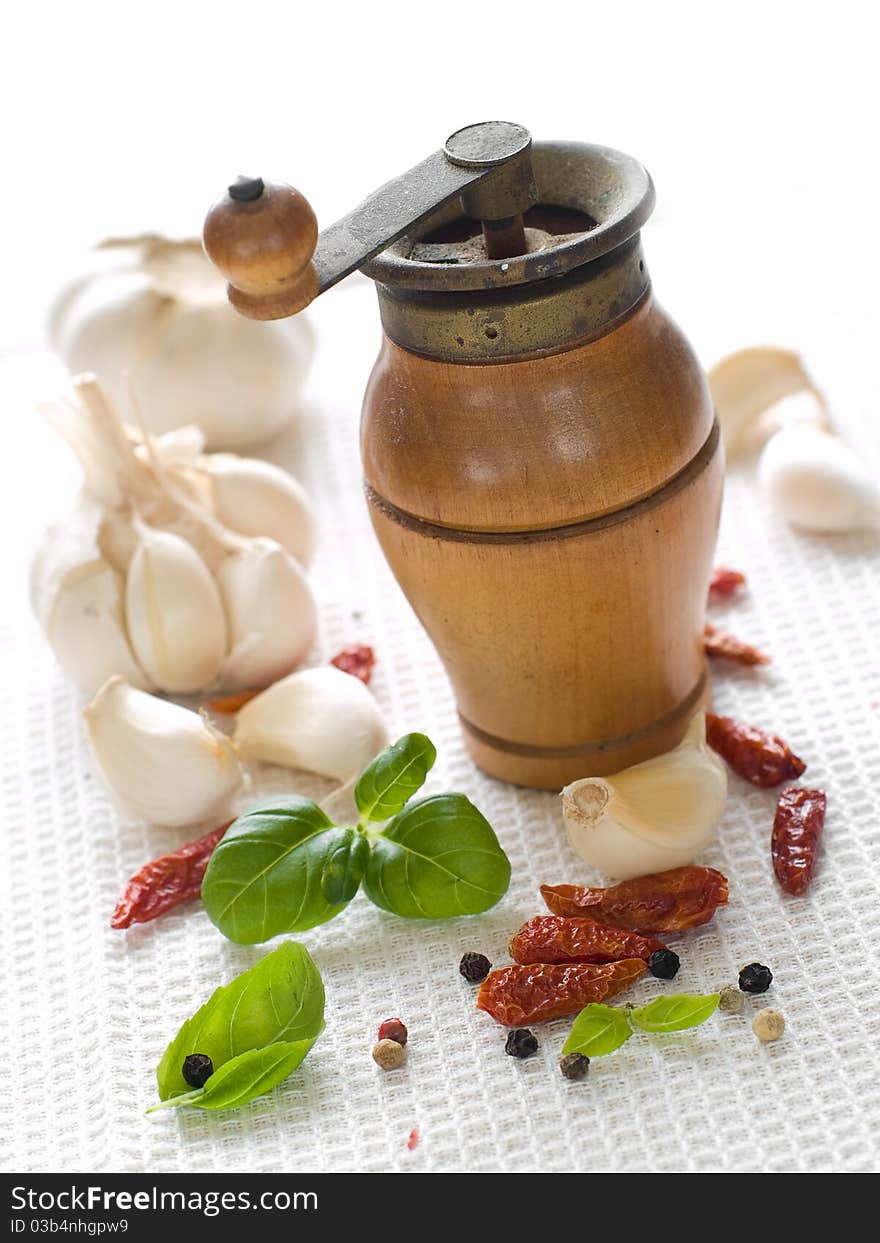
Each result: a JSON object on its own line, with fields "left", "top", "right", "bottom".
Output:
{"left": 110, "top": 824, "right": 229, "bottom": 929}
{"left": 708, "top": 566, "right": 746, "bottom": 600}
{"left": 330, "top": 645, "right": 376, "bottom": 685}
{"left": 703, "top": 623, "right": 771, "bottom": 667}
{"left": 706, "top": 713, "right": 806, "bottom": 787}
{"left": 509, "top": 915, "right": 666, "bottom": 966}
{"left": 541, "top": 866, "right": 729, "bottom": 934}
{"left": 204, "top": 690, "right": 259, "bottom": 714}
{"left": 772, "top": 787, "right": 826, "bottom": 896}
{"left": 477, "top": 959, "right": 646, "bottom": 1026}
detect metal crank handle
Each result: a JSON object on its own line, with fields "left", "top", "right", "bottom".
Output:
{"left": 202, "top": 121, "right": 538, "bottom": 320}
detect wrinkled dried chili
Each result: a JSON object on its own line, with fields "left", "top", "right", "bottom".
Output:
{"left": 706, "top": 713, "right": 806, "bottom": 787}
{"left": 110, "top": 824, "right": 229, "bottom": 929}
{"left": 509, "top": 915, "right": 665, "bottom": 966}
{"left": 708, "top": 566, "right": 746, "bottom": 600}
{"left": 703, "top": 622, "right": 771, "bottom": 667}
{"left": 540, "top": 866, "right": 728, "bottom": 934}
{"left": 772, "top": 787, "right": 826, "bottom": 895}
{"left": 477, "top": 959, "right": 646, "bottom": 1026}
{"left": 330, "top": 645, "right": 376, "bottom": 685}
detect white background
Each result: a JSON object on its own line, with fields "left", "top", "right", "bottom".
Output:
{"left": 1, "top": 1, "right": 879, "bottom": 1174}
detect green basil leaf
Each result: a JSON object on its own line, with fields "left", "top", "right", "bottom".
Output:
{"left": 156, "top": 941, "right": 325, "bottom": 1102}
{"left": 562, "top": 1003, "right": 633, "bottom": 1058}
{"left": 363, "top": 792, "right": 510, "bottom": 918}
{"left": 321, "top": 829, "right": 369, "bottom": 904}
{"left": 149, "top": 1040, "right": 317, "bottom": 1113}
{"left": 630, "top": 993, "right": 720, "bottom": 1033}
{"left": 202, "top": 797, "right": 352, "bottom": 943}
{"left": 355, "top": 733, "right": 437, "bottom": 822}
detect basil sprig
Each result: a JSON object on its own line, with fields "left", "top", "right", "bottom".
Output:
{"left": 202, "top": 733, "right": 510, "bottom": 944}
{"left": 563, "top": 993, "right": 720, "bottom": 1060}
{"left": 149, "top": 941, "right": 324, "bottom": 1112}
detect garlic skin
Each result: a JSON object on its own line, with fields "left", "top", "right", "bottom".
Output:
{"left": 47, "top": 236, "right": 315, "bottom": 450}
{"left": 708, "top": 346, "right": 829, "bottom": 459}
{"left": 83, "top": 677, "right": 243, "bottom": 827}
{"left": 125, "top": 524, "right": 228, "bottom": 693}
{"left": 759, "top": 427, "right": 880, "bottom": 533}
{"left": 560, "top": 714, "right": 727, "bottom": 880}
{"left": 235, "top": 666, "right": 388, "bottom": 781}
{"left": 198, "top": 454, "right": 316, "bottom": 567}
{"left": 216, "top": 538, "right": 317, "bottom": 690}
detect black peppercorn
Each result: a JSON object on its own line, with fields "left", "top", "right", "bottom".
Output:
{"left": 504, "top": 1028, "right": 539, "bottom": 1059}
{"left": 559, "top": 1052, "right": 590, "bottom": 1081}
{"left": 648, "top": 948, "right": 681, "bottom": 980}
{"left": 459, "top": 952, "right": 492, "bottom": 983}
{"left": 182, "top": 1053, "right": 214, "bottom": 1088}
{"left": 739, "top": 962, "right": 773, "bottom": 994}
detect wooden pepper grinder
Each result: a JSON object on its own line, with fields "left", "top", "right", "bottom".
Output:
{"left": 204, "top": 122, "right": 722, "bottom": 789}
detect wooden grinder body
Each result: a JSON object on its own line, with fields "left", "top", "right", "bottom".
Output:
{"left": 362, "top": 291, "right": 722, "bottom": 789}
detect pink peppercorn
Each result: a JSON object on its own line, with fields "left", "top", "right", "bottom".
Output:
{"left": 378, "top": 1017, "right": 408, "bottom": 1046}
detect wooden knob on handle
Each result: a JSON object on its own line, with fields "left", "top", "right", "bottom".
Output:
{"left": 203, "top": 176, "right": 319, "bottom": 320}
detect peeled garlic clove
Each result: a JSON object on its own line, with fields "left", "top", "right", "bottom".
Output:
{"left": 708, "top": 347, "right": 829, "bottom": 459}
{"left": 216, "top": 538, "right": 317, "bottom": 690}
{"left": 759, "top": 426, "right": 880, "bottom": 533}
{"left": 125, "top": 524, "right": 227, "bottom": 693}
{"left": 234, "top": 666, "right": 388, "bottom": 782}
{"left": 199, "top": 454, "right": 316, "bottom": 567}
{"left": 560, "top": 713, "right": 727, "bottom": 880}
{"left": 83, "top": 677, "right": 243, "bottom": 826}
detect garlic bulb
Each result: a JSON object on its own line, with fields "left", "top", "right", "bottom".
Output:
{"left": 235, "top": 666, "right": 388, "bottom": 781}
{"left": 216, "top": 539, "right": 317, "bottom": 689}
{"left": 758, "top": 426, "right": 880, "bottom": 533}
{"left": 708, "top": 346, "right": 829, "bottom": 459}
{"left": 32, "top": 376, "right": 318, "bottom": 696}
{"left": 83, "top": 677, "right": 244, "bottom": 826}
{"left": 47, "top": 235, "right": 315, "bottom": 450}
{"left": 560, "top": 714, "right": 727, "bottom": 880}
{"left": 125, "top": 523, "right": 228, "bottom": 693}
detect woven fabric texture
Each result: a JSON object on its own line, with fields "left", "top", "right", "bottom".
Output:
{"left": 1, "top": 281, "right": 879, "bottom": 1174}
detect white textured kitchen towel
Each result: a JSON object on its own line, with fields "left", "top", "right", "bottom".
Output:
{"left": 2, "top": 277, "right": 879, "bottom": 1174}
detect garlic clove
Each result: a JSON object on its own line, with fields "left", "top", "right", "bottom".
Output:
{"left": 83, "top": 676, "right": 243, "bottom": 827}
{"left": 758, "top": 426, "right": 880, "bottom": 533}
{"left": 215, "top": 537, "right": 318, "bottom": 690}
{"left": 560, "top": 713, "right": 727, "bottom": 880}
{"left": 198, "top": 454, "right": 316, "bottom": 567}
{"left": 30, "top": 490, "right": 152, "bottom": 694}
{"left": 125, "top": 523, "right": 228, "bottom": 693}
{"left": 708, "top": 346, "right": 829, "bottom": 460}
{"left": 47, "top": 560, "right": 152, "bottom": 695}
{"left": 234, "top": 666, "right": 388, "bottom": 782}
